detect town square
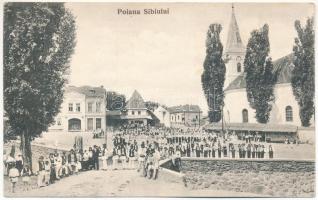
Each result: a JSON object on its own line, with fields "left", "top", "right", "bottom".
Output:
{"left": 2, "top": 2, "right": 315, "bottom": 198}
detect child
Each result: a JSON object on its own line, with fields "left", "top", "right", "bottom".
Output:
{"left": 8, "top": 162, "right": 20, "bottom": 193}
{"left": 21, "top": 164, "right": 32, "bottom": 191}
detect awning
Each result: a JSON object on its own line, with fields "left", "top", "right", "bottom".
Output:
{"left": 204, "top": 123, "right": 298, "bottom": 133}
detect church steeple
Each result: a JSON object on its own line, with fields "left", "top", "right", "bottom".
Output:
{"left": 223, "top": 4, "right": 246, "bottom": 89}
{"left": 225, "top": 4, "right": 245, "bottom": 54}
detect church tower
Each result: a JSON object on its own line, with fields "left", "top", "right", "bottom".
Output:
{"left": 224, "top": 5, "right": 246, "bottom": 89}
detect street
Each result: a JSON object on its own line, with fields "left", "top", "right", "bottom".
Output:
{"left": 5, "top": 169, "right": 264, "bottom": 197}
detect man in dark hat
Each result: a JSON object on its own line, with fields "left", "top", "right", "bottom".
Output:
{"left": 93, "top": 145, "right": 100, "bottom": 170}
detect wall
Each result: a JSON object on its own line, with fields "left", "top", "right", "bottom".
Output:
{"left": 179, "top": 159, "right": 315, "bottom": 197}
{"left": 154, "top": 106, "right": 171, "bottom": 127}
{"left": 223, "top": 88, "right": 256, "bottom": 124}
{"left": 180, "top": 159, "right": 314, "bottom": 173}
{"left": 224, "top": 52, "right": 245, "bottom": 89}
{"left": 49, "top": 92, "right": 86, "bottom": 131}
{"left": 223, "top": 83, "right": 310, "bottom": 127}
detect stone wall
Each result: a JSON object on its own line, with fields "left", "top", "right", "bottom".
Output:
{"left": 180, "top": 158, "right": 315, "bottom": 197}
{"left": 181, "top": 159, "right": 315, "bottom": 173}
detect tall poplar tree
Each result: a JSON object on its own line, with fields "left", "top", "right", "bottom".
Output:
{"left": 4, "top": 3, "right": 76, "bottom": 170}
{"left": 201, "top": 24, "right": 226, "bottom": 122}
{"left": 244, "top": 24, "right": 276, "bottom": 123}
{"left": 291, "top": 17, "right": 315, "bottom": 127}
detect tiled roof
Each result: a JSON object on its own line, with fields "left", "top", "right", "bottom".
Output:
{"left": 126, "top": 90, "right": 147, "bottom": 109}
{"left": 168, "top": 104, "right": 202, "bottom": 113}
{"left": 225, "top": 54, "right": 294, "bottom": 91}
{"left": 66, "top": 86, "right": 106, "bottom": 98}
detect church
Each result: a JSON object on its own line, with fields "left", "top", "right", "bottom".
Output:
{"left": 206, "top": 6, "right": 314, "bottom": 143}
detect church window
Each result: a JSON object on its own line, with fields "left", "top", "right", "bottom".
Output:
{"left": 242, "top": 109, "right": 248, "bottom": 123}
{"left": 285, "top": 106, "right": 293, "bottom": 122}
{"left": 237, "top": 63, "right": 242, "bottom": 72}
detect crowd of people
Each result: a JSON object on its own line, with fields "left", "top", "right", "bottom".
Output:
{"left": 110, "top": 126, "right": 276, "bottom": 160}
{"left": 5, "top": 125, "right": 282, "bottom": 193}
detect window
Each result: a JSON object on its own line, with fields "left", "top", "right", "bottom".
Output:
{"left": 132, "top": 111, "right": 135, "bottom": 115}
{"left": 96, "top": 118, "right": 101, "bottom": 129}
{"left": 196, "top": 115, "right": 198, "bottom": 120}
{"left": 237, "top": 63, "right": 242, "bottom": 72}
{"left": 88, "top": 102, "right": 93, "bottom": 113}
{"left": 96, "top": 102, "right": 101, "bottom": 113}
{"left": 285, "top": 106, "right": 293, "bottom": 122}
{"left": 87, "top": 118, "right": 93, "bottom": 131}
{"left": 76, "top": 103, "right": 80, "bottom": 112}
{"left": 171, "top": 116, "right": 174, "bottom": 120}
{"left": 68, "top": 103, "right": 73, "bottom": 112}
{"left": 57, "top": 118, "right": 62, "bottom": 126}
{"left": 242, "top": 109, "right": 248, "bottom": 123}
{"left": 138, "top": 111, "right": 141, "bottom": 115}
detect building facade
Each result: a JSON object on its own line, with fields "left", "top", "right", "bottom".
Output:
{"left": 154, "top": 105, "right": 171, "bottom": 127}
{"left": 121, "top": 90, "right": 153, "bottom": 125}
{"left": 49, "top": 86, "right": 107, "bottom": 132}
{"left": 169, "top": 105, "right": 202, "bottom": 127}
{"left": 221, "top": 6, "right": 314, "bottom": 127}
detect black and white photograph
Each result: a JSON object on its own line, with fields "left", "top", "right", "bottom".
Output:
{"left": 2, "top": 1, "right": 316, "bottom": 198}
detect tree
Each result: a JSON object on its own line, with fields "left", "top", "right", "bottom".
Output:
{"left": 244, "top": 24, "right": 276, "bottom": 123}
{"left": 291, "top": 18, "right": 315, "bottom": 127}
{"left": 145, "top": 101, "right": 159, "bottom": 112}
{"left": 106, "top": 91, "right": 126, "bottom": 111}
{"left": 4, "top": 3, "right": 76, "bottom": 170}
{"left": 201, "top": 24, "right": 226, "bottom": 122}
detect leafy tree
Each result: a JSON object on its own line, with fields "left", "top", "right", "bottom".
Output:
{"left": 4, "top": 3, "right": 76, "bottom": 170}
{"left": 145, "top": 101, "right": 159, "bottom": 112}
{"left": 106, "top": 91, "right": 126, "bottom": 111}
{"left": 244, "top": 24, "right": 276, "bottom": 123}
{"left": 201, "top": 24, "right": 226, "bottom": 122}
{"left": 291, "top": 18, "right": 315, "bottom": 127}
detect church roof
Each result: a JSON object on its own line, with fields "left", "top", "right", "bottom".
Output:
{"left": 66, "top": 85, "right": 106, "bottom": 98}
{"left": 126, "top": 90, "right": 147, "bottom": 109}
{"left": 168, "top": 105, "right": 202, "bottom": 114}
{"left": 225, "top": 5, "right": 245, "bottom": 54}
{"left": 225, "top": 54, "right": 294, "bottom": 91}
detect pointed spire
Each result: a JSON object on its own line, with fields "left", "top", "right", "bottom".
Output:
{"left": 225, "top": 4, "right": 245, "bottom": 54}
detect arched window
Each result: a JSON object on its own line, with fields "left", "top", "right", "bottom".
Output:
{"left": 237, "top": 63, "right": 242, "bottom": 72}
{"left": 285, "top": 106, "right": 293, "bottom": 122}
{"left": 242, "top": 109, "right": 248, "bottom": 123}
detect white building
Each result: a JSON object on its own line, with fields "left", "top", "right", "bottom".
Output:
{"left": 221, "top": 6, "right": 313, "bottom": 127}
{"left": 49, "top": 86, "right": 107, "bottom": 132}
{"left": 121, "top": 90, "right": 153, "bottom": 125}
{"left": 169, "top": 105, "right": 202, "bottom": 128}
{"left": 154, "top": 105, "right": 171, "bottom": 127}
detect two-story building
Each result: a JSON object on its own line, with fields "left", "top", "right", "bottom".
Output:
{"left": 169, "top": 105, "right": 202, "bottom": 127}
{"left": 49, "top": 85, "right": 107, "bottom": 132}
{"left": 121, "top": 90, "right": 153, "bottom": 126}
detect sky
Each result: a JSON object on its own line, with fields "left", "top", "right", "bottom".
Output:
{"left": 65, "top": 3, "right": 314, "bottom": 114}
